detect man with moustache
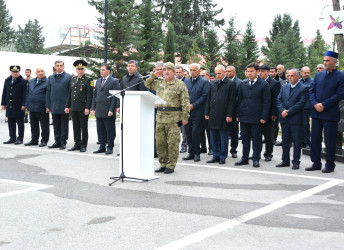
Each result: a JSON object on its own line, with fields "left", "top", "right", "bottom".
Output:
{"left": 65, "top": 60, "right": 94, "bottom": 152}
{"left": 46, "top": 60, "right": 72, "bottom": 150}
{"left": 120, "top": 60, "right": 146, "bottom": 91}
{"left": 145, "top": 62, "right": 190, "bottom": 174}
{"left": 25, "top": 67, "right": 50, "bottom": 147}
{"left": 91, "top": 63, "right": 120, "bottom": 155}
{"left": 307, "top": 51, "right": 344, "bottom": 173}
{"left": 2, "top": 66, "right": 27, "bottom": 145}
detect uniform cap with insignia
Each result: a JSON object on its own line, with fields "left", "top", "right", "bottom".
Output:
{"left": 10, "top": 65, "right": 20, "bottom": 72}
{"left": 73, "top": 60, "right": 88, "bottom": 68}
{"left": 163, "top": 62, "right": 175, "bottom": 71}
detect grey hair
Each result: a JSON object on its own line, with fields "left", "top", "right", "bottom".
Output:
{"left": 289, "top": 68, "right": 300, "bottom": 76}
{"left": 55, "top": 60, "right": 64, "bottom": 65}
{"left": 215, "top": 65, "right": 225, "bottom": 71}
{"left": 155, "top": 62, "right": 164, "bottom": 67}
{"left": 226, "top": 65, "right": 236, "bottom": 72}
{"left": 189, "top": 63, "right": 200, "bottom": 70}
{"left": 317, "top": 64, "right": 324, "bottom": 68}
{"left": 128, "top": 60, "right": 138, "bottom": 67}
{"left": 175, "top": 65, "right": 184, "bottom": 70}
{"left": 277, "top": 64, "right": 284, "bottom": 70}
{"left": 201, "top": 70, "right": 210, "bottom": 75}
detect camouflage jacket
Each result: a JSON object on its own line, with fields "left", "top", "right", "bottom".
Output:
{"left": 145, "top": 75, "right": 190, "bottom": 123}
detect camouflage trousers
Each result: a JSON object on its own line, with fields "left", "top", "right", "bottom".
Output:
{"left": 156, "top": 122, "right": 181, "bottom": 170}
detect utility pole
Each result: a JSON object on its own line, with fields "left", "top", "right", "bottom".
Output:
{"left": 104, "top": 0, "right": 108, "bottom": 63}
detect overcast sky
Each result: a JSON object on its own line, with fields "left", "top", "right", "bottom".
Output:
{"left": 5, "top": 0, "right": 336, "bottom": 47}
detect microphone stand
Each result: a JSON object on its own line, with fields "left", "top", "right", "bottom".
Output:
{"left": 109, "top": 79, "right": 148, "bottom": 185}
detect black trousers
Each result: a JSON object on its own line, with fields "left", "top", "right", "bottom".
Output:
{"left": 273, "top": 119, "right": 280, "bottom": 141}
{"left": 71, "top": 111, "right": 89, "bottom": 148}
{"left": 262, "top": 122, "right": 274, "bottom": 158}
{"left": 241, "top": 122, "right": 262, "bottom": 161}
{"left": 281, "top": 123, "right": 302, "bottom": 164}
{"left": 200, "top": 118, "right": 211, "bottom": 150}
{"left": 229, "top": 119, "right": 239, "bottom": 153}
{"left": 96, "top": 117, "right": 115, "bottom": 150}
{"left": 29, "top": 112, "right": 49, "bottom": 143}
{"left": 8, "top": 117, "right": 24, "bottom": 141}
{"left": 52, "top": 113, "right": 69, "bottom": 145}
{"left": 185, "top": 116, "right": 203, "bottom": 155}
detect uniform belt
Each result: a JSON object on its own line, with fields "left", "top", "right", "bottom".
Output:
{"left": 157, "top": 107, "right": 181, "bottom": 111}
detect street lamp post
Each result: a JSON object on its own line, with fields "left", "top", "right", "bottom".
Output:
{"left": 104, "top": 0, "right": 108, "bottom": 63}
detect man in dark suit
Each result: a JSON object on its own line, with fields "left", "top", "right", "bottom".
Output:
{"left": 120, "top": 60, "right": 146, "bottom": 91}
{"left": 225, "top": 65, "right": 242, "bottom": 158}
{"left": 235, "top": 63, "right": 270, "bottom": 168}
{"left": 300, "top": 66, "right": 313, "bottom": 149}
{"left": 205, "top": 65, "right": 237, "bottom": 164}
{"left": 276, "top": 69, "right": 307, "bottom": 170}
{"left": 46, "top": 60, "right": 72, "bottom": 149}
{"left": 65, "top": 60, "right": 94, "bottom": 152}
{"left": 1, "top": 65, "right": 27, "bottom": 145}
{"left": 91, "top": 63, "right": 120, "bottom": 155}
{"left": 307, "top": 51, "right": 344, "bottom": 173}
{"left": 25, "top": 67, "right": 49, "bottom": 147}
{"left": 182, "top": 63, "right": 210, "bottom": 162}
{"left": 259, "top": 64, "right": 281, "bottom": 161}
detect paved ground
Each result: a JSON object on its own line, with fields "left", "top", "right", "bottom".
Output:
{"left": 0, "top": 110, "right": 343, "bottom": 250}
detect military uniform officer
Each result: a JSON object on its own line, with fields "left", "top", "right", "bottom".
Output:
{"left": 1, "top": 66, "right": 27, "bottom": 144}
{"left": 65, "top": 60, "right": 94, "bottom": 152}
{"left": 145, "top": 62, "right": 190, "bottom": 174}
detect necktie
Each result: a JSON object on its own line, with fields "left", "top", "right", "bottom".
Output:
{"left": 11, "top": 79, "right": 14, "bottom": 85}
{"left": 101, "top": 78, "right": 106, "bottom": 88}
{"left": 249, "top": 80, "right": 253, "bottom": 86}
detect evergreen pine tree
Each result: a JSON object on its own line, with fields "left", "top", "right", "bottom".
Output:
{"left": 186, "top": 40, "right": 201, "bottom": 64}
{"left": 0, "top": 0, "right": 15, "bottom": 48}
{"left": 307, "top": 30, "right": 329, "bottom": 75}
{"left": 201, "top": 28, "right": 222, "bottom": 72}
{"left": 15, "top": 19, "right": 45, "bottom": 54}
{"left": 223, "top": 16, "right": 242, "bottom": 66}
{"left": 163, "top": 22, "right": 176, "bottom": 63}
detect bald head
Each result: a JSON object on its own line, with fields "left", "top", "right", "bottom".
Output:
{"left": 35, "top": 67, "right": 45, "bottom": 79}
{"left": 300, "top": 66, "right": 310, "bottom": 80}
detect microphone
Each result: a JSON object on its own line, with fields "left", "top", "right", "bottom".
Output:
{"left": 141, "top": 75, "right": 151, "bottom": 80}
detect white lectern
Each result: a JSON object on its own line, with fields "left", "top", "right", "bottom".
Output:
{"left": 109, "top": 90, "right": 166, "bottom": 182}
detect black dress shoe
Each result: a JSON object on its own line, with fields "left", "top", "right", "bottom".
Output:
{"left": 106, "top": 148, "right": 113, "bottom": 155}
{"left": 265, "top": 156, "right": 272, "bottom": 162}
{"left": 322, "top": 168, "right": 334, "bottom": 173}
{"left": 24, "top": 141, "right": 38, "bottom": 146}
{"left": 94, "top": 148, "right": 106, "bottom": 153}
{"left": 183, "top": 154, "right": 194, "bottom": 160}
{"left": 305, "top": 165, "right": 321, "bottom": 171}
{"left": 155, "top": 167, "right": 166, "bottom": 172}
{"left": 3, "top": 139, "right": 15, "bottom": 144}
{"left": 164, "top": 168, "right": 174, "bottom": 174}
{"left": 208, "top": 149, "right": 213, "bottom": 155}
{"left": 59, "top": 144, "right": 66, "bottom": 150}
{"left": 48, "top": 142, "right": 61, "bottom": 148}
{"left": 194, "top": 154, "right": 200, "bottom": 162}
{"left": 180, "top": 147, "right": 187, "bottom": 153}
{"left": 305, "top": 145, "right": 311, "bottom": 150}
{"left": 219, "top": 159, "right": 226, "bottom": 164}
{"left": 200, "top": 148, "right": 207, "bottom": 153}
{"left": 14, "top": 140, "right": 23, "bottom": 145}
{"left": 96, "top": 141, "right": 100, "bottom": 144}
{"left": 68, "top": 146, "right": 80, "bottom": 151}
{"left": 206, "top": 158, "right": 220, "bottom": 163}
{"left": 231, "top": 153, "right": 238, "bottom": 158}
{"left": 39, "top": 142, "right": 47, "bottom": 147}
{"left": 276, "top": 162, "right": 290, "bottom": 168}
{"left": 235, "top": 159, "right": 249, "bottom": 166}
{"left": 275, "top": 141, "right": 283, "bottom": 146}
{"left": 292, "top": 163, "right": 300, "bottom": 170}
{"left": 80, "top": 147, "right": 86, "bottom": 152}
{"left": 253, "top": 160, "right": 260, "bottom": 168}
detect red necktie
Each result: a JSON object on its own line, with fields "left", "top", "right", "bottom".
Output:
{"left": 101, "top": 78, "right": 106, "bottom": 88}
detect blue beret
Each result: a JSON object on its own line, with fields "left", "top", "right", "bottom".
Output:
{"left": 325, "top": 51, "right": 339, "bottom": 59}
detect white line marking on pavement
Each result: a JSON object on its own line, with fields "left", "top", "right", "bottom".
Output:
{"left": 156, "top": 179, "right": 344, "bottom": 250}
{"left": 0, "top": 178, "right": 52, "bottom": 198}
{"left": 1, "top": 145, "right": 342, "bottom": 182}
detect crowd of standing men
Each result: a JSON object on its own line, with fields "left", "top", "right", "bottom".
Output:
{"left": 2, "top": 50, "right": 344, "bottom": 174}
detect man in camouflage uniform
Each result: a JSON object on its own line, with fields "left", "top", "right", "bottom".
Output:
{"left": 65, "top": 60, "right": 94, "bottom": 152}
{"left": 145, "top": 62, "right": 190, "bottom": 174}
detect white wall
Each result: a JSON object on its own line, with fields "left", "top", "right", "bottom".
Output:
{"left": 0, "top": 51, "right": 92, "bottom": 90}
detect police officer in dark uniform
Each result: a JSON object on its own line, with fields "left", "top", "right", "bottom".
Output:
{"left": 1, "top": 66, "right": 27, "bottom": 144}
{"left": 65, "top": 60, "right": 94, "bottom": 152}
